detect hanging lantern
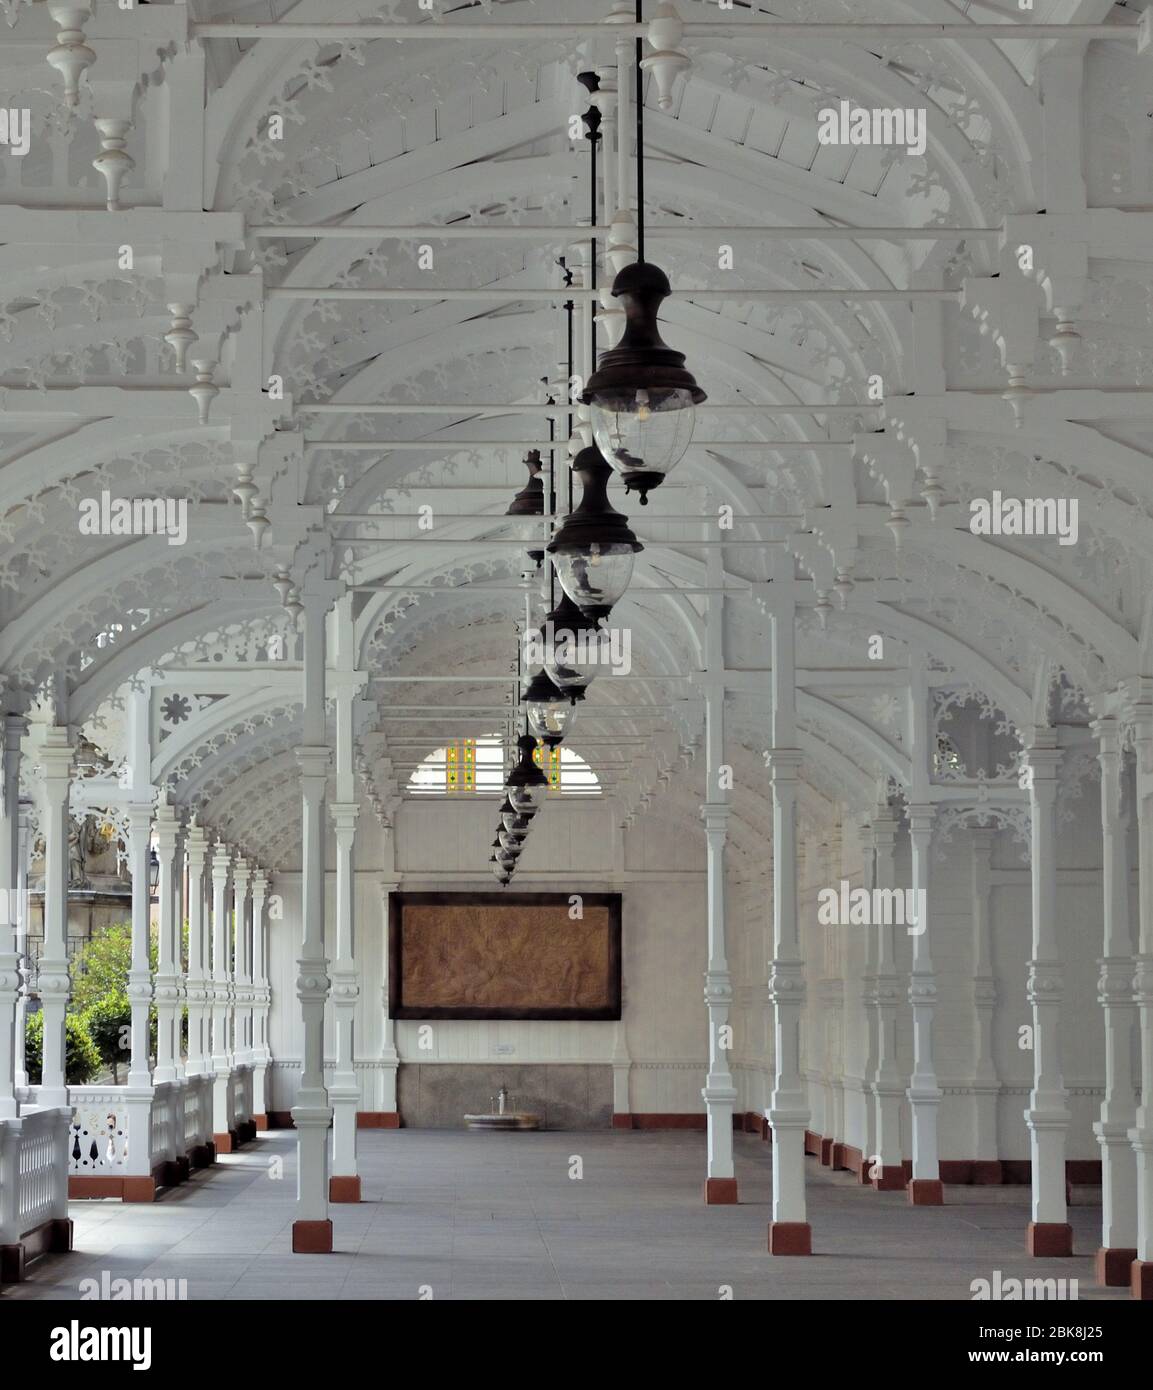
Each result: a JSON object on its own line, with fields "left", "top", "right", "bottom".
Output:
{"left": 505, "top": 731, "right": 550, "bottom": 818}
{"left": 498, "top": 797, "right": 532, "bottom": 837}
{"left": 538, "top": 593, "right": 602, "bottom": 696}
{"left": 523, "top": 668, "right": 577, "bottom": 747}
{"left": 547, "top": 445, "right": 642, "bottom": 621}
{"left": 582, "top": 261, "right": 705, "bottom": 504}
{"left": 505, "top": 448, "right": 546, "bottom": 566}
{"left": 491, "top": 863, "right": 512, "bottom": 884}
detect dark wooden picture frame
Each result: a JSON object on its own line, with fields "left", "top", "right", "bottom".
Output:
{"left": 388, "top": 891, "right": 622, "bottom": 1020}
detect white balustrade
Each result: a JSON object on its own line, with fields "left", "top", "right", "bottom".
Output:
{"left": 68, "top": 1088, "right": 131, "bottom": 1175}
{"left": 0, "top": 1107, "right": 71, "bottom": 1246}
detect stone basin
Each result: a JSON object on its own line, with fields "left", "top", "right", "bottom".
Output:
{"left": 463, "top": 1112, "right": 541, "bottom": 1131}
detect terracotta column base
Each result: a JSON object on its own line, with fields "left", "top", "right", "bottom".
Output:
{"left": 329, "top": 1175, "right": 361, "bottom": 1203}
{"left": 122, "top": 1176, "right": 157, "bottom": 1203}
{"left": 819, "top": 1137, "right": 834, "bottom": 1166}
{"left": 291, "top": 1219, "right": 333, "bottom": 1253}
{"left": 213, "top": 1130, "right": 235, "bottom": 1154}
{"left": 872, "top": 1165, "right": 907, "bottom": 1192}
{"left": 1131, "top": 1261, "right": 1153, "bottom": 1300}
{"left": 704, "top": 1177, "right": 738, "bottom": 1205}
{"left": 1096, "top": 1246, "right": 1137, "bottom": 1286}
{"left": 254, "top": 1114, "right": 269, "bottom": 1131}
{"left": 908, "top": 1178, "right": 944, "bottom": 1205}
{"left": 1027, "top": 1221, "right": 1073, "bottom": 1256}
{"left": 768, "top": 1221, "right": 812, "bottom": 1255}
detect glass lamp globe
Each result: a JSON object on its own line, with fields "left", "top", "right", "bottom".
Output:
{"left": 542, "top": 593, "right": 602, "bottom": 695}
{"left": 498, "top": 797, "right": 532, "bottom": 836}
{"left": 523, "top": 669, "right": 576, "bottom": 747}
{"left": 505, "top": 732, "right": 549, "bottom": 817}
{"left": 589, "top": 388, "right": 696, "bottom": 503}
{"left": 491, "top": 863, "right": 511, "bottom": 884}
{"left": 498, "top": 826, "right": 525, "bottom": 851}
{"left": 582, "top": 261, "right": 706, "bottom": 505}
{"left": 547, "top": 446, "right": 642, "bottom": 620}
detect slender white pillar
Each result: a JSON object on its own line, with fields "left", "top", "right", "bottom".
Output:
{"left": 1128, "top": 693, "right": 1153, "bottom": 1297}
{"left": 250, "top": 870, "right": 272, "bottom": 1126}
{"left": 0, "top": 712, "right": 28, "bottom": 1118}
{"left": 37, "top": 728, "right": 75, "bottom": 1109}
{"left": 184, "top": 822, "right": 210, "bottom": 1077}
{"left": 869, "top": 808, "right": 906, "bottom": 1189}
{"left": 293, "top": 582, "right": 336, "bottom": 1252}
{"left": 1091, "top": 717, "right": 1138, "bottom": 1284}
{"left": 702, "top": 798, "right": 737, "bottom": 1201}
{"left": 122, "top": 801, "right": 155, "bottom": 1096}
{"left": 329, "top": 802, "right": 361, "bottom": 1199}
{"left": 969, "top": 828, "right": 1002, "bottom": 1184}
{"left": 856, "top": 813, "right": 878, "bottom": 1184}
{"left": 152, "top": 802, "right": 181, "bottom": 1085}
{"left": 209, "top": 840, "right": 235, "bottom": 1150}
{"left": 232, "top": 858, "right": 252, "bottom": 1066}
{"left": 906, "top": 802, "right": 943, "bottom": 1204}
{"left": 13, "top": 800, "right": 31, "bottom": 1092}
{"left": 1023, "top": 732, "right": 1072, "bottom": 1255}
{"left": 378, "top": 874, "right": 400, "bottom": 1121}
{"left": 766, "top": 593, "right": 811, "bottom": 1254}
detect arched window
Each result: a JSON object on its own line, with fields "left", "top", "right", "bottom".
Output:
{"left": 407, "top": 735, "right": 600, "bottom": 797}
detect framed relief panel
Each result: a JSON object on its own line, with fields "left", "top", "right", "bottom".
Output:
{"left": 388, "top": 891, "right": 622, "bottom": 1020}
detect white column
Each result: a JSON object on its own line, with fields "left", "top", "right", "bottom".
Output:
{"left": 184, "top": 822, "right": 210, "bottom": 1077}
{"left": 329, "top": 803, "right": 360, "bottom": 1198}
{"left": 209, "top": 840, "right": 234, "bottom": 1149}
{"left": 123, "top": 802, "right": 154, "bottom": 1093}
{"left": 1091, "top": 718, "right": 1138, "bottom": 1283}
{"left": 152, "top": 802, "right": 181, "bottom": 1084}
{"left": 14, "top": 800, "right": 31, "bottom": 1092}
{"left": 0, "top": 712, "right": 27, "bottom": 1118}
{"left": 969, "top": 828, "right": 1002, "bottom": 1183}
{"left": 856, "top": 813, "right": 878, "bottom": 1184}
{"left": 232, "top": 858, "right": 252, "bottom": 1066}
{"left": 766, "top": 595, "right": 811, "bottom": 1254}
{"left": 378, "top": 875, "right": 400, "bottom": 1120}
{"left": 1128, "top": 694, "right": 1153, "bottom": 1297}
{"left": 906, "top": 802, "right": 943, "bottom": 1204}
{"left": 37, "top": 730, "right": 74, "bottom": 1109}
{"left": 869, "top": 808, "right": 906, "bottom": 1189}
{"left": 250, "top": 870, "right": 271, "bottom": 1125}
{"left": 1023, "top": 732, "right": 1072, "bottom": 1255}
{"left": 293, "top": 584, "right": 335, "bottom": 1252}
{"left": 701, "top": 798, "right": 737, "bottom": 1202}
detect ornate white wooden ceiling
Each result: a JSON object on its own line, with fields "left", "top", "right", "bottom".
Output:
{"left": 2, "top": 0, "right": 1151, "bottom": 869}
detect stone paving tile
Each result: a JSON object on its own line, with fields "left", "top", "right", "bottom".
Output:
{"left": 2, "top": 1128, "right": 1136, "bottom": 1302}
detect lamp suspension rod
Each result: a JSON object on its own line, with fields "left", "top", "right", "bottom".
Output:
{"left": 268, "top": 287, "right": 959, "bottom": 301}
{"left": 250, "top": 224, "right": 1000, "bottom": 240}
{"left": 192, "top": 21, "right": 1146, "bottom": 42}
{"left": 635, "top": 0, "right": 645, "bottom": 263}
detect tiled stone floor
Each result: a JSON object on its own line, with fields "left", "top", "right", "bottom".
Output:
{"left": 1, "top": 1129, "right": 1131, "bottom": 1301}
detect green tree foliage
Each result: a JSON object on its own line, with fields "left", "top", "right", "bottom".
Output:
{"left": 69, "top": 921, "right": 157, "bottom": 1081}
{"left": 24, "top": 1010, "right": 101, "bottom": 1086}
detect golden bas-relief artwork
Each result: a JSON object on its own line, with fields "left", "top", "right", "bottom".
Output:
{"left": 390, "top": 893, "right": 622, "bottom": 1019}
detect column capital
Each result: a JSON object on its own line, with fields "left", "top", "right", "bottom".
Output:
{"left": 154, "top": 800, "right": 180, "bottom": 851}
{"left": 210, "top": 840, "right": 232, "bottom": 880}
{"left": 296, "top": 745, "right": 331, "bottom": 778}
{"left": 252, "top": 870, "right": 270, "bottom": 898}
{"left": 233, "top": 858, "right": 252, "bottom": 889}
{"left": 186, "top": 821, "right": 210, "bottom": 862}
{"left": 330, "top": 801, "right": 360, "bottom": 831}
{"left": 766, "top": 748, "right": 802, "bottom": 777}
{"left": 125, "top": 800, "right": 153, "bottom": 830}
